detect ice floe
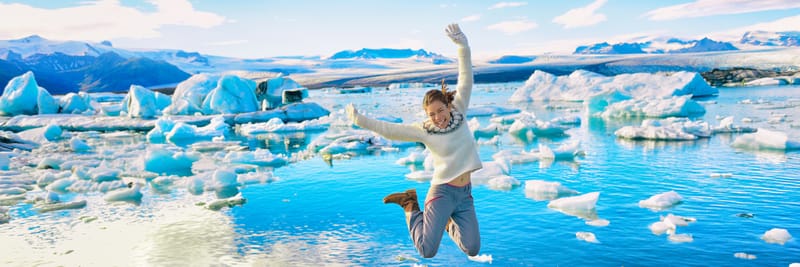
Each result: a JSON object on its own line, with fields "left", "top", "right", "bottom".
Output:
{"left": 733, "top": 252, "right": 756, "bottom": 260}
{"left": 598, "top": 95, "right": 705, "bottom": 119}
{"left": 639, "top": 191, "right": 683, "bottom": 211}
{"left": 732, "top": 128, "right": 800, "bottom": 151}
{"left": 547, "top": 192, "right": 600, "bottom": 220}
{"left": 524, "top": 180, "right": 579, "bottom": 201}
{"left": 761, "top": 228, "right": 792, "bottom": 245}
{"left": 576, "top": 231, "right": 599, "bottom": 243}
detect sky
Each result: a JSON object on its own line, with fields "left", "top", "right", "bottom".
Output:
{"left": 0, "top": 0, "right": 799, "bottom": 60}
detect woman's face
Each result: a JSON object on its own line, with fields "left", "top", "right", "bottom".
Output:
{"left": 425, "top": 100, "right": 451, "bottom": 129}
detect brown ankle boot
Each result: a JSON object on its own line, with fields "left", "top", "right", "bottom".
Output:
{"left": 383, "top": 189, "right": 420, "bottom": 212}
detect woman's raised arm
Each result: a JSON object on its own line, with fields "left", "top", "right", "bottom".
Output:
{"left": 445, "top": 24, "right": 473, "bottom": 113}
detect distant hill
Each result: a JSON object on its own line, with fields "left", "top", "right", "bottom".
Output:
{"left": 329, "top": 48, "right": 454, "bottom": 64}
{"left": 489, "top": 55, "right": 536, "bottom": 64}
{"left": 573, "top": 37, "right": 738, "bottom": 55}
{"left": 740, "top": 31, "right": 800, "bottom": 47}
{"left": 0, "top": 35, "right": 190, "bottom": 94}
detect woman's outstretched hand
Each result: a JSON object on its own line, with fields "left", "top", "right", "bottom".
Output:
{"left": 445, "top": 23, "right": 468, "bottom": 47}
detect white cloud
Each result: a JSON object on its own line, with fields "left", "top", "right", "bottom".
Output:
{"left": 486, "top": 19, "right": 538, "bottom": 35}
{"left": 552, "top": 0, "right": 607, "bottom": 29}
{"left": 0, "top": 0, "right": 226, "bottom": 41}
{"left": 644, "top": 0, "right": 800, "bottom": 21}
{"left": 461, "top": 14, "right": 481, "bottom": 22}
{"left": 488, "top": 2, "right": 527, "bottom": 10}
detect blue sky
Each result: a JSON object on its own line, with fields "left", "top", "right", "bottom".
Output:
{"left": 0, "top": 0, "right": 799, "bottom": 59}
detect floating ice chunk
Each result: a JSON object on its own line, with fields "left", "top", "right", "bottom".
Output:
{"left": 164, "top": 73, "right": 220, "bottom": 115}
{"left": 469, "top": 118, "right": 502, "bottom": 140}
{"left": 18, "top": 124, "right": 63, "bottom": 143}
{"left": 89, "top": 166, "right": 121, "bottom": 182}
{"left": 224, "top": 149, "right": 288, "bottom": 167}
{"left": 509, "top": 118, "right": 567, "bottom": 138}
{"left": 639, "top": 191, "right": 683, "bottom": 210}
{"left": 405, "top": 170, "right": 433, "bottom": 181}
{"left": 662, "top": 213, "right": 696, "bottom": 227}
{"left": 124, "top": 85, "right": 158, "bottom": 118}
{"left": 0, "top": 71, "right": 47, "bottom": 116}
{"left": 467, "top": 254, "right": 493, "bottom": 264}
{"left": 70, "top": 137, "right": 92, "bottom": 152}
{"left": 600, "top": 95, "right": 705, "bottom": 119}
{"left": 237, "top": 171, "right": 277, "bottom": 185}
{"left": 186, "top": 176, "right": 205, "bottom": 195}
{"left": 524, "top": 180, "right": 579, "bottom": 201}
{"left": 712, "top": 116, "right": 757, "bottom": 133}
{"left": 510, "top": 70, "right": 716, "bottom": 103}
{"left": 586, "top": 219, "right": 610, "bottom": 227}
{"left": 576, "top": 231, "right": 599, "bottom": 243}
{"left": 746, "top": 77, "right": 785, "bottom": 86}
{"left": 548, "top": 192, "right": 599, "bottom": 220}
{"left": 45, "top": 178, "right": 75, "bottom": 193}
{"left": 206, "top": 195, "right": 246, "bottom": 211}
{"left": 239, "top": 117, "right": 329, "bottom": 135}
{"left": 396, "top": 150, "right": 428, "bottom": 165}
{"left": 492, "top": 149, "right": 540, "bottom": 164}
{"left": 59, "top": 92, "right": 94, "bottom": 114}
{"left": 668, "top": 233, "right": 693, "bottom": 243}
{"left": 761, "top": 228, "right": 792, "bottom": 245}
{"left": 732, "top": 128, "right": 800, "bottom": 151}
{"left": 471, "top": 158, "right": 510, "bottom": 185}
{"left": 490, "top": 111, "right": 535, "bottom": 125}
{"left": 551, "top": 115, "right": 581, "bottom": 126}
{"left": 733, "top": 252, "right": 756, "bottom": 260}
{"left": 202, "top": 75, "right": 259, "bottom": 114}
{"left": 790, "top": 263, "right": 800, "bottom": 267}
{"left": 143, "top": 146, "right": 201, "bottom": 175}
{"left": 35, "top": 200, "right": 87, "bottom": 213}
{"left": 104, "top": 183, "right": 143, "bottom": 204}
{"left": 487, "top": 175, "right": 520, "bottom": 191}
{"left": 259, "top": 76, "right": 307, "bottom": 109}
{"left": 38, "top": 87, "right": 59, "bottom": 114}
{"left": 0, "top": 187, "right": 26, "bottom": 195}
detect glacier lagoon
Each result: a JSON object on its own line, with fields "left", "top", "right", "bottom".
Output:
{"left": 1, "top": 82, "right": 799, "bottom": 266}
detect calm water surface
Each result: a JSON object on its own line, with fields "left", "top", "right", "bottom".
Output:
{"left": 1, "top": 83, "right": 799, "bottom": 266}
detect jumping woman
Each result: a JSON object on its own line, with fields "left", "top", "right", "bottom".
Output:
{"left": 346, "top": 23, "right": 481, "bottom": 258}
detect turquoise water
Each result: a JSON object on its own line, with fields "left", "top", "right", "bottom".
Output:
{"left": 1, "top": 84, "right": 799, "bottom": 266}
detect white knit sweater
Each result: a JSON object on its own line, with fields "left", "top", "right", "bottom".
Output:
{"left": 350, "top": 46, "right": 482, "bottom": 185}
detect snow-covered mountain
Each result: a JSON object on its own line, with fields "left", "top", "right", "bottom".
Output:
{"left": 0, "top": 35, "right": 189, "bottom": 94}
{"left": 328, "top": 48, "right": 454, "bottom": 64}
{"left": 573, "top": 37, "right": 738, "bottom": 55}
{"left": 740, "top": 31, "right": 800, "bottom": 47}
{"left": 489, "top": 55, "right": 537, "bottom": 64}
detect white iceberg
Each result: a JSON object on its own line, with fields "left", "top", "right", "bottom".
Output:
{"left": 238, "top": 117, "right": 329, "bottom": 135}
{"left": 524, "top": 180, "right": 579, "bottom": 201}
{"left": 615, "top": 118, "right": 710, "bottom": 140}
{"left": 164, "top": 73, "right": 220, "bottom": 115}
{"left": 124, "top": 85, "right": 158, "bottom": 118}
{"left": 202, "top": 75, "right": 259, "bottom": 114}
{"left": 712, "top": 116, "right": 757, "bottom": 134}
{"left": 142, "top": 146, "right": 200, "bottom": 175}
{"left": 103, "top": 183, "right": 143, "bottom": 204}
{"left": 510, "top": 70, "right": 716, "bottom": 103}
{"left": 576, "top": 231, "right": 599, "bottom": 243}
{"left": 599, "top": 95, "right": 705, "bottom": 119}
{"left": 487, "top": 175, "right": 520, "bottom": 191}
{"left": 258, "top": 76, "right": 307, "bottom": 109}
{"left": 761, "top": 228, "right": 792, "bottom": 245}
{"left": 639, "top": 191, "right": 683, "bottom": 210}
{"left": 224, "top": 149, "right": 288, "bottom": 167}
{"left": 732, "top": 128, "right": 800, "bottom": 151}
{"left": 547, "top": 192, "right": 600, "bottom": 220}
{"left": 0, "top": 71, "right": 57, "bottom": 116}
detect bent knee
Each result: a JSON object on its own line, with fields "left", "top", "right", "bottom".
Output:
{"left": 465, "top": 241, "right": 481, "bottom": 256}
{"left": 420, "top": 248, "right": 439, "bottom": 258}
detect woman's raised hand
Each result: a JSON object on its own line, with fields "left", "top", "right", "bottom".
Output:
{"left": 445, "top": 23, "right": 468, "bottom": 47}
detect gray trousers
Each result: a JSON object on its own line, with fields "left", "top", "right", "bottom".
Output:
{"left": 406, "top": 183, "right": 480, "bottom": 258}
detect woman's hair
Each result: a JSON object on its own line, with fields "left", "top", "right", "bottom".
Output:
{"left": 423, "top": 80, "right": 456, "bottom": 108}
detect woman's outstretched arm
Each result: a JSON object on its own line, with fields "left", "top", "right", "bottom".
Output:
{"left": 446, "top": 24, "right": 473, "bottom": 113}
{"left": 346, "top": 104, "right": 424, "bottom": 142}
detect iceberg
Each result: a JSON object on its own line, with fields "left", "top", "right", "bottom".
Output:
{"left": 37, "top": 87, "right": 59, "bottom": 114}
{"left": 202, "top": 75, "right": 259, "bottom": 114}
{"left": 732, "top": 128, "right": 800, "bottom": 151}
{"left": 547, "top": 192, "right": 600, "bottom": 220}
{"left": 576, "top": 232, "right": 599, "bottom": 243}
{"left": 615, "top": 118, "right": 710, "bottom": 140}
{"left": 599, "top": 95, "right": 705, "bottom": 118}
{"left": 524, "top": 180, "right": 579, "bottom": 201}
{"left": 238, "top": 117, "right": 329, "bottom": 136}
{"left": 143, "top": 146, "right": 200, "bottom": 175}
{"left": 0, "top": 71, "right": 56, "bottom": 116}
{"left": 124, "top": 85, "right": 158, "bottom": 118}
{"left": 59, "top": 92, "right": 95, "bottom": 114}
{"left": 17, "top": 124, "right": 63, "bottom": 144}
{"left": 711, "top": 116, "right": 757, "bottom": 134}
{"left": 761, "top": 228, "right": 792, "bottom": 245}
{"left": 103, "top": 183, "right": 143, "bottom": 204}
{"left": 510, "top": 70, "right": 717, "bottom": 103}
{"left": 487, "top": 175, "right": 520, "bottom": 191}
{"left": 224, "top": 149, "right": 288, "bottom": 167}
{"left": 164, "top": 73, "right": 220, "bottom": 115}
{"left": 639, "top": 191, "right": 683, "bottom": 210}
{"left": 257, "top": 76, "right": 307, "bottom": 109}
